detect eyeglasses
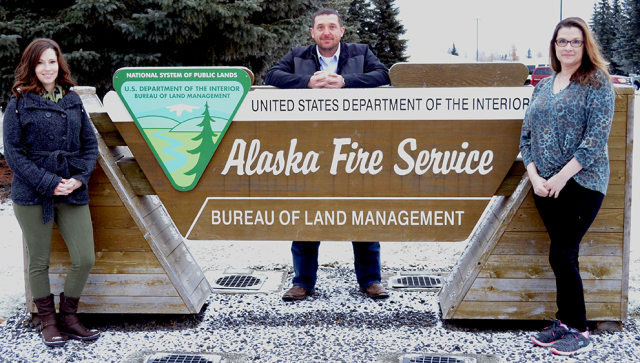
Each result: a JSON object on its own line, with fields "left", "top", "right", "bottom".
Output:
{"left": 555, "top": 39, "right": 584, "bottom": 47}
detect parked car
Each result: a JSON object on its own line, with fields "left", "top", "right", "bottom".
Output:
{"left": 611, "top": 75, "right": 633, "bottom": 87}
{"left": 531, "top": 66, "right": 553, "bottom": 86}
{"left": 630, "top": 74, "right": 640, "bottom": 91}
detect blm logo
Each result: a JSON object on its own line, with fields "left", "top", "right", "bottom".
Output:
{"left": 113, "top": 68, "right": 251, "bottom": 191}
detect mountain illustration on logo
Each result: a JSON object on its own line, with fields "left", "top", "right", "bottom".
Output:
{"left": 113, "top": 68, "right": 251, "bottom": 191}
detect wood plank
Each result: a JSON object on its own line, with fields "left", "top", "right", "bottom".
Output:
{"left": 88, "top": 164, "right": 111, "bottom": 184}
{"left": 492, "top": 232, "right": 623, "bottom": 256}
{"left": 610, "top": 112, "right": 627, "bottom": 137}
{"left": 495, "top": 159, "right": 526, "bottom": 196}
{"left": 49, "top": 251, "right": 164, "bottom": 274}
{"left": 507, "top": 208, "right": 623, "bottom": 233}
{"left": 52, "top": 228, "right": 150, "bottom": 252}
{"left": 189, "top": 278, "right": 212, "bottom": 310}
{"left": 614, "top": 93, "right": 627, "bottom": 111}
{"left": 389, "top": 63, "right": 529, "bottom": 88}
{"left": 166, "top": 243, "right": 194, "bottom": 277}
{"left": 117, "top": 157, "right": 156, "bottom": 195}
{"left": 153, "top": 224, "right": 183, "bottom": 257}
{"left": 478, "top": 255, "right": 622, "bottom": 280}
{"left": 453, "top": 301, "right": 621, "bottom": 320}
{"left": 90, "top": 206, "right": 139, "bottom": 229}
{"left": 88, "top": 194, "right": 125, "bottom": 207}
{"left": 609, "top": 136, "right": 626, "bottom": 161}
{"left": 609, "top": 160, "right": 626, "bottom": 185}
{"left": 49, "top": 274, "right": 179, "bottom": 297}
{"left": 89, "top": 111, "right": 127, "bottom": 146}
{"left": 465, "top": 278, "right": 622, "bottom": 302}
{"left": 621, "top": 92, "right": 634, "bottom": 321}
{"left": 179, "top": 262, "right": 205, "bottom": 297}
{"left": 603, "top": 184, "right": 625, "bottom": 208}
{"left": 27, "top": 295, "right": 190, "bottom": 314}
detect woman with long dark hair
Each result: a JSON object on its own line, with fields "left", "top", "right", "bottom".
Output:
{"left": 520, "top": 18, "right": 615, "bottom": 355}
{"left": 4, "top": 38, "right": 100, "bottom": 347}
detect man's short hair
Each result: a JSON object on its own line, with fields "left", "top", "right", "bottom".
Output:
{"left": 312, "top": 8, "right": 343, "bottom": 28}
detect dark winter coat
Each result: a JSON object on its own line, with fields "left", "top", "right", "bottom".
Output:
{"left": 264, "top": 42, "right": 390, "bottom": 89}
{"left": 3, "top": 91, "right": 99, "bottom": 224}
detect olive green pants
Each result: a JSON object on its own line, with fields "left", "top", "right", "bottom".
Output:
{"left": 14, "top": 203, "right": 95, "bottom": 299}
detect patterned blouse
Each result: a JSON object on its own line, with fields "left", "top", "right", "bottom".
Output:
{"left": 519, "top": 71, "right": 615, "bottom": 195}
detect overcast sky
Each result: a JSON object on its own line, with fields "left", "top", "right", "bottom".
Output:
{"left": 394, "top": 0, "right": 598, "bottom": 61}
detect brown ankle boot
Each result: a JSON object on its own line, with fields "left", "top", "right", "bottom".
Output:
{"left": 33, "top": 294, "right": 66, "bottom": 347}
{"left": 58, "top": 293, "right": 100, "bottom": 341}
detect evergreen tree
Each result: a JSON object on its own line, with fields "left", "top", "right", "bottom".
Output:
{"left": 185, "top": 102, "right": 216, "bottom": 176}
{"left": 526, "top": 48, "right": 532, "bottom": 59}
{"left": 591, "top": 0, "right": 622, "bottom": 73}
{"left": 348, "top": 0, "right": 376, "bottom": 47}
{"left": 609, "top": 0, "right": 625, "bottom": 73}
{"left": 0, "top": 0, "right": 319, "bottom": 108}
{"left": 368, "top": 0, "right": 407, "bottom": 67}
{"left": 614, "top": 0, "right": 640, "bottom": 73}
{"left": 449, "top": 43, "right": 459, "bottom": 56}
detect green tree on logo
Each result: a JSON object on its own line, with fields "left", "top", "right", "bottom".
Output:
{"left": 185, "top": 102, "right": 216, "bottom": 177}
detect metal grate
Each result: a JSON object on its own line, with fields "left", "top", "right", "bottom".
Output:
{"left": 403, "top": 355, "right": 476, "bottom": 363}
{"left": 392, "top": 276, "right": 443, "bottom": 288}
{"left": 144, "top": 353, "right": 221, "bottom": 363}
{"left": 215, "top": 275, "right": 262, "bottom": 288}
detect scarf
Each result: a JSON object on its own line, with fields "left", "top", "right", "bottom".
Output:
{"left": 40, "top": 85, "right": 64, "bottom": 103}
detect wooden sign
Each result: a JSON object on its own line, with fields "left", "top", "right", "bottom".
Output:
{"left": 105, "top": 78, "right": 533, "bottom": 241}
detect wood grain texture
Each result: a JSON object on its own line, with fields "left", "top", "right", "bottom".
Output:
{"left": 389, "top": 63, "right": 529, "bottom": 88}
{"left": 117, "top": 157, "right": 156, "bottom": 195}
{"left": 621, "top": 92, "right": 634, "bottom": 320}
{"left": 49, "top": 274, "right": 180, "bottom": 297}
{"left": 506, "top": 208, "right": 623, "bottom": 233}
{"left": 49, "top": 251, "right": 164, "bottom": 274}
{"left": 465, "top": 278, "right": 622, "bottom": 302}
{"left": 453, "top": 301, "right": 621, "bottom": 320}
{"left": 492, "top": 232, "right": 623, "bottom": 256}
{"left": 52, "top": 229, "right": 151, "bottom": 253}
{"left": 478, "top": 255, "right": 622, "bottom": 280}
{"left": 27, "top": 296, "right": 190, "bottom": 314}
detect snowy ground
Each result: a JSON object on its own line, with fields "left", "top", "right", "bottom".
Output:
{"left": 0, "top": 92, "right": 638, "bottom": 362}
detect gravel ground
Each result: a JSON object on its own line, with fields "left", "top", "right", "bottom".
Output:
{"left": 1, "top": 267, "right": 639, "bottom": 363}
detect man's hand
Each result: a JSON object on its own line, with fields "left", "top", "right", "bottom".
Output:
{"left": 54, "top": 178, "right": 83, "bottom": 196}
{"left": 307, "top": 71, "right": 345, "bottom": 88}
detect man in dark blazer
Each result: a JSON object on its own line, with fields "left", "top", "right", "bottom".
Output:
{"left": 264, "top": 8, "right": 391, "bottom": 301}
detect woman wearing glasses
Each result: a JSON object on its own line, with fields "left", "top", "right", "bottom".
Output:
{"left": 520, "top": 17, "right": 615, "bottom": 355}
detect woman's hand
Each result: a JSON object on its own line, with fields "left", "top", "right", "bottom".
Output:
{"left": 526, "top": 162, "right": 549, "bottom": 197}
{"left": 543, "top": 174, "right": 568, "bottom": 199}
{"left": 531, "top": 174, "right": 550, "bottom": 197}
{"left": 53, "top": 178, "right": 83, "bottom": 196}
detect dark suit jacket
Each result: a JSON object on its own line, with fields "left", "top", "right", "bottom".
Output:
{"left": 264, "top": 42, "right": 390, "bottom": 88}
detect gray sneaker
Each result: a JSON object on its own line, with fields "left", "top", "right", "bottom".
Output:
{"left": 550, "top": 328, "right": 593, "bottom": 355}
{"left": 531, "top": 319, "right": 568, "bottom": 347}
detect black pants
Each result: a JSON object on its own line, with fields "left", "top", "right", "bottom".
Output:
{"left": 533, "top": 178, "right": 604, "bottom": 332}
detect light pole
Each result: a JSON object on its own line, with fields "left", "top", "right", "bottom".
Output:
{"left": 560, "top": 0, "right": 563, "bottom": 21}
{"left": 475, "top": 18, "right": 480, "bottom": 62}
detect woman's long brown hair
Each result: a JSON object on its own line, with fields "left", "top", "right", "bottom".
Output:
{"left": 12, "top": 38, "right": 76, "bottom": 98}
{"left": 549, "top": 17, "right": 611, "bottom": 89}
